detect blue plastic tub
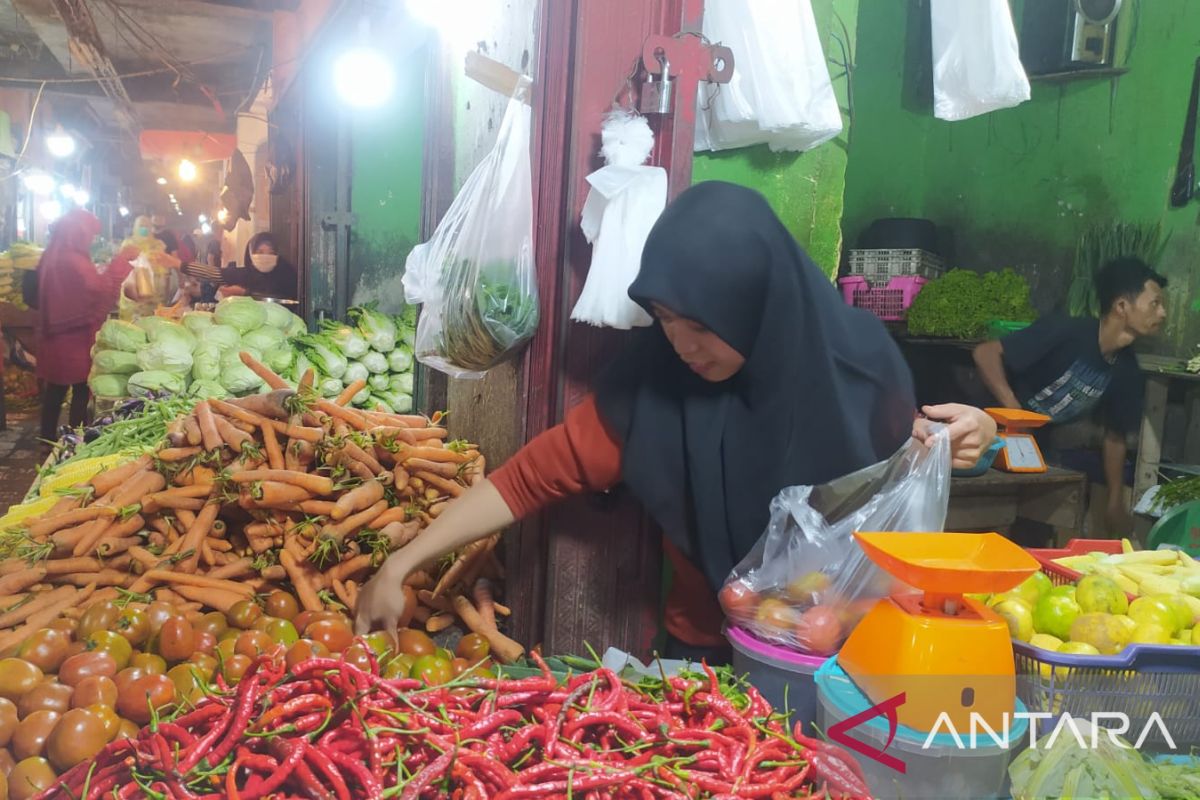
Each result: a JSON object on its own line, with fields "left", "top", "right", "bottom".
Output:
{"left": 953, "top": 437, "right": 1004, "bottom": 478}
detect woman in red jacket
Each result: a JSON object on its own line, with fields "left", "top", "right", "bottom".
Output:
{"left": 37, "top": 209, "right": 137, "bottom": 446}
{"left": 356, "top": 183, "right": 995, "bottom": 660}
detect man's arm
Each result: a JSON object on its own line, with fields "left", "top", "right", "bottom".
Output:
{"left": 1103, "top": 429, "right": 1131, "bottom": 534}
{"left": 972, "top": 340, "right": 1022, "bottom": 409}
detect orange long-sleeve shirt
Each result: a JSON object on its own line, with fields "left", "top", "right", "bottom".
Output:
{"left": 490, "top": 394, "right": 725, "bottom": 647}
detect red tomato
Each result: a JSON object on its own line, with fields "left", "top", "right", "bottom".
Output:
{"left": 795, "top": 606, "right": 842, "bottom": 656}
{"left": 718, "top": 580, "right": 761, "bottom": 620}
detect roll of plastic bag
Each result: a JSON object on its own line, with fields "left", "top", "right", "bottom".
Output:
{"left": 930, "top": 0, "right": 1031, "bottom": 122}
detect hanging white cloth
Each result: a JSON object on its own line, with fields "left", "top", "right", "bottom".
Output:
{"left": 930, "top": 0, "right": 1031, "bottom": 121}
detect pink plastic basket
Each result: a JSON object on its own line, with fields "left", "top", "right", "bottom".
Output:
{"left": 838, "top": 275, "right": 927, "bottom": 321}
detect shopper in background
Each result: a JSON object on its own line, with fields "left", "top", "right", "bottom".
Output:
{"left": 219, "top": 231, "right": 298, "bottom": 300}
{"left": 119, "top": 215, "right": 181, "bottom": 320}
{"left": 36, "top": 209, "right": 139, "bottom": 448}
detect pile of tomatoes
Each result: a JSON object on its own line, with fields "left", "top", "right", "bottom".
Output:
{"left": 0, "top": 593, "right": 493, "bottom": 800}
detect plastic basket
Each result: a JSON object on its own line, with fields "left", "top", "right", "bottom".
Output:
{"left": 1026, "top": 538, "right": 1127, "bottom": 592}
{"left": 985, "top": 319, "right": 1031, "bottom": 339}
{"left": 838, "top": 275, "right": 927, "bottom": 321}
{"left": 1012, "top": 641, "right": 1200, "bottom": 748}
{"left": 846, "top": 248, "right": 944, "bottom": 281}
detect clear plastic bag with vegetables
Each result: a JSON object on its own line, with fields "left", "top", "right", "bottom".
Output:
{"left": 720, "top": 428, "right": 951, "bottom": 655}
{"left": 403, "top": 77, "right": 538, "bottom": 378}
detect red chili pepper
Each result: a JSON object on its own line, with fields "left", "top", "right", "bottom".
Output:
{"left": 303, "top": 744, "right": 352, "bottom": 800}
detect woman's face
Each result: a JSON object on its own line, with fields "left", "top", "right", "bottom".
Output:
{"left": 254, "top": 241, "right": 276, "bottom": 256}
{"left": 652, "top": 303, "right": 745, "bottom": 382}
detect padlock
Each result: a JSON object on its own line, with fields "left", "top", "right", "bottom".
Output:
{"left": 640, "top": 55, "right": 673, "bottom": 115}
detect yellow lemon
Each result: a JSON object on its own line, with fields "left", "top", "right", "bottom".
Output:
{"left": 993, "top": 598, "right": 1035, "bottom": 642}
{"left": 1076, "top": 575, "right": 1129, "bottom": 615}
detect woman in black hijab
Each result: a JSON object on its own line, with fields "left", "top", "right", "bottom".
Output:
{"left": 356, "top": 182, "right": 995, "bottom": 659}
{"left": 219, "top": 232, "right": 298, "bottom": 300}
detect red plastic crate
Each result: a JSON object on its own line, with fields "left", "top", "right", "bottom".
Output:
{"left": 837, "top": 275, "right": 927, "bottom": 321}
{"left": 1026, "top": 538, "right": 1136, "bottom": 601}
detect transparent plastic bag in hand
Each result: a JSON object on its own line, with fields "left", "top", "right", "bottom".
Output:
{"left": 403, "top": 77, "right": 539, "bottom": 378}
{"left": 720, "top": 427, "right": 951, "bottom": 655}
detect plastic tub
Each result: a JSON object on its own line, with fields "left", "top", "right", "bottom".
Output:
{"left": 727, "top": 626, "right": 826, "bottom": 732}
{"left": 815, "top": 658, "right": 1028, "bottom": 800}
{"left": 952, "top": 437, "right": 1004, "bottom": 478}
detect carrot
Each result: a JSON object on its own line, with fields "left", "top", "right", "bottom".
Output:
{"left": 426, "top": 613, "right": 455, "bottom": 634}
{"left": 299, "top": 368, "right": 316, "bottom": 393}
{"left": 138, "top": 570, "right": 254, "bottom": 597}
{"left": 147, "top": 485, "right": 214, "bottom": 501}
{"left": 404, "top": 571, "right": 435, "bottom": 590}
{"left": 59, "top": 570, "right": 131, "bottom": 588}
{"left": 452, "top": 594, "right": 524, "bottom": 664}
{"left": 331, "top": 578, "right": 354, "bottom": 610}
{"left": 182, "top": 415, "right": 202, "bottom": 447}
{"left": 0, "top": 585, "right": 93, "bottom": 653}
{"left": 207, "top": 558, "right": 254, "bottom": 580}
{"left": 90, "top": 455, "right": 152, "bottom": 497}
{"left": 393, "top": 467, "right": 410, "bottom": 493}
{"left": 416, "top": 590, "right": 453, "bottom": 613}
{"left": 228, "top": 389, "right": 295, "bottom": 420}
{"left": 432, "top": 537, "right": 492, "bottom": 598}
{"left": 414, "top": 471, "right": 465, "bottom": 499}
{"left": 73, "top": 491, "right": 158, "bottom": 557}
{"left": 473, "top": 578, "right": 497, "bottom": 629}
{"left": 192, "top": 401, "right": 221, "bottom": 451}
{"left": 381, "top": 520, "right": 421, "bottom": 550}
{"left": 297, "top": 500, "right": 337, "bottom": 517}
{"left": 206, "top": 537, "right": 232, "bottom": 552}
{"left": 327, "top": 554, "right": 372, "bottom": 583}
{"left": 231, "top": 470, "right": 333, "bottom": 496}
{"left": 0, "top": 586, "right": 74, "bottom": 629}
{"left": 248, "top": 482, "right": 312, "bottom": 507}
{"left": 274, "top": 422, "right": 324, "bottom": 443}
{"left": 340, "top": 440, "right": 384, "bottom": 475}
{"left": 237, "top": 352, "right": 288, "bottom": 390}
{"left": 330, "top": 480, "right": 386, "bottom": 522}
{"left": 369, "top": 507, "right": 409, "bottom": 529}
{"left": 43, "top": 558, "right": 103, "bottom": 576}
{"left": 400, "top": 446, "right": 473, "bottom": 465}
{"left": 339, "top": 457, "right": 376, "bottom": 483}
{"left": 127, "top": 546, "right": 160, "bottom": 570}
{"left": 145, "top": 497, "right": 205, "bottom": 513}
{"left": 397, "top": 586, "right": 418, "bottom": 629}
{"left": 212, "top": 416, "right": 253, "bottom": 453}
{"left": 201, "top": 540, "right": 215, "bottom": 567}
{"left": 335, "top": 380, "right": 368, "bottom": 407}
{"left": 411, "top": 606, "right": 431, "bottom": 625}
{"left": 428, "top": 502, "right": 449, "bottom": 518}
{"left": 157, "top": 447, "right": 202, "bottom": 462}
{"left": 345, "top": 580, "right": 359, "bottom": 611}
{"left": 361, "top": 411, "right": 431, "bottom": 428}
{"left": 97, "top": 536, "right": 142, "bottom": 557}
{"left": 171, "top": 584, "right": 245, "bottom": 614}
{"left": 315, "top": 400, "right": 369, "bottom": 431}
{"left": 261, "top": 424, "right": 284, "bottom": 471}
{"left": 322, "top": 500, "right": 388, "bottom": 545}
{"left": 175, "top": 500, "right": 220, "bottom": 573}
{"left": 404, "top": 458, "right": 460, "bottom": 480}
{"left": 279, "top": 550, "right": 323, "bottom": 612}
{"left": 26, "top": 506, "right": 118, "bottom": 539}
{"left": 261, "top": 565, "right": 287, "bottom": 582}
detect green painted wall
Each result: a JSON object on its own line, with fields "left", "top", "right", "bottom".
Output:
{"left": 843, "top": 0, "right": 1199, "bottom": 356}
{"left": 693, "top": 0, "right": 859, "bottom": 278}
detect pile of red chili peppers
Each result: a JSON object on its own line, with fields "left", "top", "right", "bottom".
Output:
{"left": 35, "top": 650, "right": 873, "bottom": 799}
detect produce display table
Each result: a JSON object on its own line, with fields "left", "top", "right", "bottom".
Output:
{"left": 1132, "top": 355, "right": 1200, "bottom": 506}
{"left": 948, "top": 466, "right": 1086, "bottom": 541}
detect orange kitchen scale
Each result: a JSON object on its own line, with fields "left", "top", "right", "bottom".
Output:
{"left": 986, "top": 408, "right": 1052, "bottom": 473}
{"left": 837, "top": 532, "right": 1040, "bottom": 732}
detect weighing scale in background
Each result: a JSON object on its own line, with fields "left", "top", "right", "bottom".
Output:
{"left": 838, "top": 532, "right": 1040, "bottom": 731}
{"left": 986, "top": 408, "right": 1052, "bottom": 474}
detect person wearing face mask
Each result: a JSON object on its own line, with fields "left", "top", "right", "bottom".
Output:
{"left": 355, "top": 182, "right": 998, "bottom": 662}
{"left": 219, "top": 232, "right": 298, "bottom": 300}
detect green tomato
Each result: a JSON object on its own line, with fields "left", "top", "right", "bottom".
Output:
{"left": 85, "top": 631, "right": 133, "bottom": 672}
{"left": 265, "top": 619, "right": 299, "bottom": 647}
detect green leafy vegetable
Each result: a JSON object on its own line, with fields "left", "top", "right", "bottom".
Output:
{"left": 215, "top": 296, "right": 268, "bottom": 333}
{"left": 318, "top": 377, "right": 344, "bottom": 398}
{"left": 387, "top": 348, "right": 413, "bottom": 373}
{"left": 188, "top": 380, "right": 230, "bottom": 400}
{"left": 181, "top": 311, "right": 215, "bottom": 333}
{"left": 262, "top": 301, "right": 297, "bottom": 330}
{"left": 242, "top": 326, "right": 286, "bottom": 352}
{"left": 906, "top": 269, "right": 1036, "bottom": 339}
{"left": 88, "top": 373, "right": 129, "bottom": 399}
{"left": 192, "top": 343, "right": 222, "bottom": 382}
{"left": 97, "top": 320, "right": 148, "bottom": 352}
{"left": 220, "top": 363, "right": 264, "bottom": 395}
{"left": 136, "top": 341, "right": 194, "bottom": 375}
{"left": 92, "top": 350, "right": 140, "bottom": 376}
{"left": 295, "top": 334, "right": 348, "bottom": 379}
{"left": 322, "top": 323, "right": 370, "bottom": 359}
{"left": 343, "top": 362, "right": 370, "bottom": 386}
{"left": 127, "top": 370, "right": 187, "bottom": 397}
{"left": 439, "top": 260, "right": 539, "bottom": 371}
{"left": 348, "top": 305, "right": 397, "bottom": 353}
{"left": 206, "top": 324, "right": 242, "bottom": 350}
{"left": 1069, "top": 222, "right": 1169, "bottom": 318}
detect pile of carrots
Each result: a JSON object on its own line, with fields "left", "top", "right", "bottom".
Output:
{"left": 0, "top": 352, "right": 522, "bottom": 662}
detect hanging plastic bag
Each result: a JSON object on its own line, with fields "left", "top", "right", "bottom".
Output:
{"left": 403, "top": 78, "right": 538, "bottom": 378}
{"left": 930, "top": 0, "right": 1030, "bottom": 122}
{"left": 720, "top": 428, "right": 951, "bottom": 655}
{"left": 571, "top": 110, "right": 665, "bottom": 330}
{"left": 695, "top": 0, "right": 842, "bottom": 153}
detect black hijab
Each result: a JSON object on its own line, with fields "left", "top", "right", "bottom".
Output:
{"left": 219, "top": 232, "right": 298, "bottom": 299}
{"left": 594, "top": 182, "right": 915, "bottom": 590}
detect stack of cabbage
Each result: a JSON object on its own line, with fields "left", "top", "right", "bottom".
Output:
{"left": 290, "top": 305, "right": 416, "bottom": 413}
{"left": 88, "top": 297, "right": 306, "bottom": 400}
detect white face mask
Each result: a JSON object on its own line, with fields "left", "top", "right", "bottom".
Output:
{"left": 250, "top": 253, "right": 278, "bottom": 273}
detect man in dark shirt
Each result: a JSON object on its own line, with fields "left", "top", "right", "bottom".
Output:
{"left": 973, "top": 258, "right": 1168, "bottom": 532}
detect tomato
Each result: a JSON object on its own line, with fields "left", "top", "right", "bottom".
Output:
{"left": 284, "top": 640, "right": 328, "bottom": 670}
{"left": 410, "top": 655, "right": 452, "bottom": 685}
{"left": 167, "top": 664, "right": 205, "bottom": 705}
{"left": 113, "top": 668, "right": 150, "bottom": 698}
{"left": 265, "top": 619, "right": 299, "bottom": 647}
{"left": 186, "top": 654, "right": 218, "bottom": 682}
{"left": 60, "top": 641, "right": 87, "bottom": 663}
{"left": 194, "top": 612, "right": 228, "bottom": 638}
{"left": 158, "top": 618, "right": 196, "bottom": 663}
{"left": 234, "top": 631, "right": 272, "bottom": 659}
{"left": 215, "top": 638, "right": 238, "bottom": 663}
{"left": 46, "top": 708, "right": 107, "bottom": 771}
{"left": 291, "top": 610, "right": 319, "bottom": 633}
{"left": 11, "top": 710, "right": 59, "bottom": 761}
{"left": 754, "top": 598, "right": 801, "bottom": 634}
{"left": 0, "top": 748, "right": 12, "bottom": 779}
{"left": 364, "top": 631, "right": 395, "bottom": 660}
{"left": 454, "top": 634, "right": 489, "bottom": 663}
{"left": 116, "top": 674, "right": 175, "bottom": 725}
{"left": 46, "top": 617, "right": 77, "bottom": 638}
{"left": 85, "top": 704, "right": 120, "bottom": 741}
{"left": 145, "top": 602, "right": 176, "bottom": 637}
{"left": 450, "top": 657, "right": 470, "bottom": 678}
{"left": 16, "top": 630, "right": 69, "bottom": 674}
{"left": 341, "top": 645, "right": 374, "bottom": 673}
{"left": 218, "top": 628, "right": 241, "bottom": 643}
{"left": 70, "top": 676, "right": 117, "bottom": 710}
{"left": 130, "top": 654, "right": 167, "bottom": 676}
{"left": 17, "top": 683, "right": 72, "bottom": 719}
{"left": 719, "top": 580, "right": 761, "bottom": 619}
{"left": 226, "top": 600, "right": 262, "bottom": 630}
{"left": 395, "top": 629, "right": 436, "bottom": 658}
{"left": 382, "top": 654, "right": 415, "bottom": 679}
{"left": 77, "top": 601, "right": 120, "bottom": 640}
{"left": 114, "top": 608, "right": 149, "bottom": 647}
{"left": 265, "top": 591, "right": 299, "bottom": 621}
{"left": 193, "top": 631, "right": 217, "bottom": 657}
{"left": 57, "top": 652, "right": 116, "bottom": 687}
{"left": 304, "top": 620, "right": 352, "bottom": 654}
{"left": 794, "top": 606, "right": 842, "bottom": 656}
{"left": 84, "top": 631, "right": 132, "bottom": 672}
{"left": 221, "top": 655, "right": 252, "bottom": 685}
{"left": 0, "top": 698, "right": 16, "bottom": 746}
{"left": 114, "top": 718, "right": 139, "bottom": 740}
{"left": 7, "top": 757, "right": 55, "bottom": 800}
{"left": 0, "top": 660, "right": 42, "bottom": 702}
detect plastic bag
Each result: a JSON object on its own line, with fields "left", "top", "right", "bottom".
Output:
{"left": 695, "top": 0, "right": 842, "bottom": 153}
{"left": 720, "top": 428, "right": 951, "bottom": 655}
{"left": 930, "top": 0, "right": 1030, "bottom": 122}
{"left": 403, "top": 78, "right": 538, "bottom": 378}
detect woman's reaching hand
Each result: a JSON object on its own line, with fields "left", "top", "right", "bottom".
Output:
{"left": 913, "top": 404, "right": 998, "bottom": 469}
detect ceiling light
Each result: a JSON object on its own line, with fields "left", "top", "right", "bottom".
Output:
{"left": 22, "top": 171, "right": 55, "bottom": 195}
{"left": 157, "top": 177, "right": 168, "bottom": 186}
{"left": 201, "top": 222, "right": 212, "bottom": 235}
{"left": 73, "top": 189, "right": 89, "bottom": 206}
{"left": 60, "top": 183, "right": 77, "bottom": 199}
{"left": 216, "top": 208, "right": 229, "bottom": 224}
{"left": 40, "top": 200, "right": 63, "bottom": 221}
{"left": 198, "top": 214, "right": 208, "bottom": 223}
{"left": 45, "top": 127, "right": 76, "bottom": 158}
{"left": 119, "top": 206, "right": 130, "bottom": 217}
{"left": 407, "top": 0, "right": 493, "bottom": 54}
{"left": 178, "top": 159, "right": 197, "bottom": 182}
{"left": 334, "top": 48, "right": 395, "bottom": 109}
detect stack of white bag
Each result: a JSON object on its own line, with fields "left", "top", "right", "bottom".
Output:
{"left": 694, "top": 0, "right": 842, "bottom": 153}
{"left": 930, "top": 0, "right": 1030, "bottom": 121}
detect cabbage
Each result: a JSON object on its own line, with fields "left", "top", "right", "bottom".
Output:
{"left": 368, "top": 373, "right": 391, "bottom": 392}
{"left": 389, "top": 372, "right": 414, "bottom": 395}
{"left": 262, "top": 302, "right": 296, "bottom": 330}
{"left": 348, "top": 306, "right": 397, "bottom": 353}
{"left": 92, "top": 350, "right": 139, "bottom": 375}
{"left": 242, "top": 326, "right": 286, "bottom": 352}
{"left": 319, "top": 377, "right": 344, "bottom": 398}
{"left": 148, "top": 323, "right": 196, "bottom": 353}
{"left": 215, "top": 296, "right": 268, "bottom": 333}
{"left": 127, "top": 370, "right": 187, "bottom": 397}
{"left": 292, "top": 351, "right": 313, "bottom": 383}
{"left": 264, "top": 344, "right": 295, "bottom": 374}
{"left": 371, "top": 390, "right": 413, "bottom": 414}
{"left": 136, "top": 316, "right": 179, "bottom": 337}
{"left": 89, "top": 373, "right": 129, "bottom": 398}
{"left": 97, "top": 320, "right": 147, "bottom": 352}
{"left": 286, "top": 314, "right": 307, "bottom": 338}
{"left": 188, "top": 380, "right": 229, "bottom": 400}
{"left": 220, "top": 363, "right": 264, "bottom": 395}
{"left": 221, "top": 348, "right": 261, "bottom": 371}
{"left": 207, "top": 325, "right": 242, "bottom": 350}
{"left": 400, "top": 327, "right": 416, "bottom": 350}
{"left": 360, "top": 351, "right": 389, "bottom": 375}
{"left": 387, "top": 348, "right": 413, "bottom": 373}
{"left": 295, "top": 334, "right": 347, "bottom": 378}
{"left": 192, "top": 343, "right": 222, "bottom": 382}
{"left": 350, "top": 387, "right": 371, "bottom": 406}
{"left": 137, "top": 341, "right": 193, "bottom": 375}
{"left": 181, "top": 311, "right": 214, "bottom": 333}
{"left": 343, "top": 362, "right": 370, "bottom": 386}
{"left": 323, "top": 324, "right": 369, "bottom": 359}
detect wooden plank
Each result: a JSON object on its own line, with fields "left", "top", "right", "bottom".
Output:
{"left": 1133, "top": 376, "right": 1169, "bottom": 503}
{"left": 1019, "top": 481, "right": 1085, "bottom": 535}
{"left": 947, "top": 495, "right": 1018, "bottom": 531}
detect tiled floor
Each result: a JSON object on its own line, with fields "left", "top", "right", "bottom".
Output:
{"left": 0, "top": 412, "right": 44, "bottom": 510}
